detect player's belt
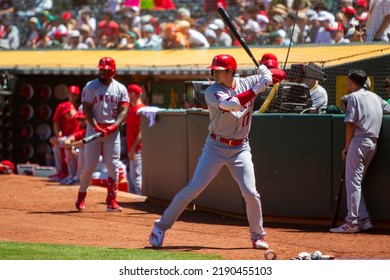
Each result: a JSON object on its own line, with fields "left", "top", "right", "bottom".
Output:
{"left": 210, "top": 134, "right": 247, "bottom": 146}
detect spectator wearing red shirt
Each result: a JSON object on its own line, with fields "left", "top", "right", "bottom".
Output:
{"left": 125, "top": 84, "right": 146, "bottom": 195}
{"left": 97, "top": 10, "right": 119, "bottom": 47}
{"left": 49, "top": 85, "right": 81, "bottom": 182}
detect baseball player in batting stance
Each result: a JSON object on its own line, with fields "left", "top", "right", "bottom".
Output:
{"left": 149, "top": 54, "right": 272, "bottom": 249}
{"left": 75, "top": 57, "right": 129, "bottom": 212}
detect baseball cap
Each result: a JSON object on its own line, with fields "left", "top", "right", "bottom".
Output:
{"left": 213, "top": 19, "right": 225, "bottom": 30}
{"left": 68, "top": 85, "right": 80, "bottom": 95}
{"left": 306, "top": 9, "right": 318, "bottom": 21}
{"left": 61, "top": 11, "right": 72, "bottom": 20}
{"left": 272, "top": 15, "right": 284, "bottom": 24}
{"left": 208, "top": 23, "right": 220, "bottom": 31}
{"left": 75, "top": 110, "right": 86, "bottom": 119}
{"left": 269, "top": 30, "right": 285, "bottom": 39}
{"left": 29, "top": 17, "right": 38, "bottom": 24}
{"left": 1, "top": 160, "right": 14, "bottom": 171}
{"left": 356, "top": 0, "right": 368, "bottom": 8}
{"left": 272, "top": 4, "right": 288, "bottom": 17}
{"left": 143, "top": 24, "right": 155, "bottom": 33}
{"left": 317, "top": 11, "right": 335, "bottom": 24}
{"left": 342, "top": 6, "right": 355, "bottom": 16}
{"left": 177, "top": 20, "right": 191, "bottom": 30}
{"left": 195, "top": 18, "right": 207, "bottom": 27}
{"left": 62, "top": 102, "right": 75, "bottom": 114}
{"left": 127, "top": 84, "right": 143, "bottom": 95}
{"left": 257, "top": 14, "right": 269, "bottom": 24}
{"left": 205, "top": 29, "right": 217, "bottom": 39}
{"left": 328, "top": 22, "right": 344, "bottom": 32}
{"left": 79, "top": 5, "right": 92, "bottom": 14}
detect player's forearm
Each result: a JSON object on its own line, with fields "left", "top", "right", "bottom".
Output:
{"left": 114, "top": 105, "right": 129, "bottom": 126}
{"left": 82, "top": 102, "right": 96, "bottom": 127}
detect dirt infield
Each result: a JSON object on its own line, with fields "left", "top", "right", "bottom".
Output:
{"left": 1, "top": 175, "right": 390, "bottom": 260}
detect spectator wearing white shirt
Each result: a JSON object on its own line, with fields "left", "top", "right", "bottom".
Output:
{"left": 315, "top": 10, "right": 334, "bottom": 44}
{"left": 1, "top": 19, "right": 19, "bottom": 49}
{"left": 329, "top": 22, "right": 350, "bottom": 44}
{"left": 177, "top": 20, "right": 209, "bottom": 48}
{"left": 134, "top": 24, "right": 161, "bottom": 49}
{"left": 75, "top": 6, "right": 96, "bottom": 37}
{"left": 208, "top": 19, "right": 232, "bottom": 47}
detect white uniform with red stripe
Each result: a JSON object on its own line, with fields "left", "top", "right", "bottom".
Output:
{"left": 154, "top": 74, "right": 267, "bottom": 243}
{"left": 79, "top": 78, "right": 129, "bottom": 192}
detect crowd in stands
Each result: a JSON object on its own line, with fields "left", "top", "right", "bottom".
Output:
{"left": 0, "top": 0, "right": 388, "bottom": 50}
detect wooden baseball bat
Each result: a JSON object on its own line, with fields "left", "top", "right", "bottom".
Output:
{"left": 82, "top": 132, "right": 103, "bottom": 144}
{"left": 330, "top": 164, "right": 345, "bottom": 228}
{"left": 217, "top": 7, "right": 260, "bottom": 68}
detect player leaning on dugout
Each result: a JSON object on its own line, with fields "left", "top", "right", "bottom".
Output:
{"left": 330, "top": 69, "right": 390, "bottom": 233}
{"left": 149, "top": 54, "right": 272, "bottom": 250}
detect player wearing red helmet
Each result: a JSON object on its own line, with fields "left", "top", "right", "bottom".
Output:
{"left": 75, "top": 57, "right": 129, "bottom": 212}
{"left": 259, "top": 53, "right": 286, "bottom": 84}
{"left": 97, "top": 56, "right": 116, "bottom": 83}
{"left": 149, "top": 54, "right": 272, "bottom": 250}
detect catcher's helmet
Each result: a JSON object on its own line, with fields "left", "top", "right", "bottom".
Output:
{"left": 97, "top": 57, "right": 116, "bottom": 79}
{"left": 207, "top": 54, "right": 237, "bottom": 72}
{"left": 68, "top": 85, "right": 80, "bottom": 95}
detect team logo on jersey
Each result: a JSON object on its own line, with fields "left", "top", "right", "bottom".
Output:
{"left": 93, "top": 94, "right": 119, "bottom": 104}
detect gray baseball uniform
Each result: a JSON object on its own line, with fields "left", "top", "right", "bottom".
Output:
{"left": 154, "top": 74, "right": 267, "bottom": 242}
{"left": 344, "top": 88, "right": 390, "bottom": 225}
{"left": 79, "top": 78, "right": 129, "bottom": 192}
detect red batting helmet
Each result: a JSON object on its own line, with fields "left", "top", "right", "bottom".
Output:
{"left": 97, "top": 57, "right": 116, "bottom": 79}
{"left": 68, "top": 85, "right": 80, "bottom": 95}
{"left": 207, "top": 54, "right": 237, "bottom": 72}
{"left": 260, "top": 53, "right": 279, "bottom": 68}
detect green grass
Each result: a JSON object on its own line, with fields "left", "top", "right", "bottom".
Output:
{"left": 0, "top": 241, "right": 223, "bottom": 260}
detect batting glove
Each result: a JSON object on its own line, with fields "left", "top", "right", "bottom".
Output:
{"left": 94, "top": 124, "right": 107, "bottom": 137}
{"left": 252, "top": 74, "right": 273, "bottom": 94}
{"left": 255, "top": 65, "right": 272, "bottom": 76}
{"left": 105, "top": 124, "right": 118, "bottom": 135}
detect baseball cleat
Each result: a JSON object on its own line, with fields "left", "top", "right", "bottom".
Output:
{"left": 106, "top": 199, "right": 122, "bottom": 212}
{"left": 252, "top": 238, "right": 269, "bottom": 249}
{"left": 330, "top": 223, "right": 359, "bottom": 233}
{"left": 149, "top": 226, "right": 165, "bottom": 247}
{"left": 358, "top": 218, "right": 373, "bottom": 231}
{"left": 75, "top": 191, "right": 87, "bottom": 211}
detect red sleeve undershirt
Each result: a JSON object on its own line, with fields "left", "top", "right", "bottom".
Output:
{"left": 235, "top": 89, "right": 256, "bottom": 106}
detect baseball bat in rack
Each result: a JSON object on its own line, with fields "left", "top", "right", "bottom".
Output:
{"left": 217, "top": 7, "right": 260, "bottom": 68}
{"left": 82, "top": 132, "right": 103, "bottom": 144}
{"left": 330, "top": 164, "right": 345, "bottom": 228}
